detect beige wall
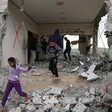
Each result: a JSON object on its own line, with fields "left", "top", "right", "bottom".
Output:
{"left": 2, "top": 2, "right": 39, "bottom": 67}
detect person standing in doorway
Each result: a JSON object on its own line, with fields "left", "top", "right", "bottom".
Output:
{"left": 30, "top": 33, "right": 37, "bottom": 65}
{"left": 46, "top": 40, "right": 62, "bottom": 80}
{"left": 35, "top": 40, "right": 42, "bottom": 62}
{"left": 64, "top": 37, "right": 72, "bottom": 63}
{"left": 41, "top": 38, "right": 48, "bottom": 54}
{"left": 86, "top": 44, "right": 92, "bottom": 55}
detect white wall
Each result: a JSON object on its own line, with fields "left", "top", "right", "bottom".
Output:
{"left": 2, "top": 2, "right": 39, "bottom": 67}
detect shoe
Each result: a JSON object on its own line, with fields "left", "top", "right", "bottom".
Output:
{"left": 25, "top": 96, "right": 30, "bottom": 102}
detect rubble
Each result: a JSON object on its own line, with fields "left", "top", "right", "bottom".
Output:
{"left": 0, "top": 55, "right": 111, "bottom": 112}
{"left": 72, "top": 101, "right": 87, "bottom": 112}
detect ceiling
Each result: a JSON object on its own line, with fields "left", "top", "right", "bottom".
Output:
{"left": 10, "top": 0, "right": 105, "bottom": 24}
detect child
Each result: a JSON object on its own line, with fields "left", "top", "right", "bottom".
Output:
{"left": 0, "top": 57, "right": 32, "bottom": 112}
{"left": 46, "top": 40, "right": 62, "bottom": 80}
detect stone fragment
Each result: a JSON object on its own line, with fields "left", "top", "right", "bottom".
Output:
{"left": 44, "top": 103, "right": 54, "bottom": 111}
{"left": 63, "top": 97, "right": 77, "bottom": 105}
{"left": 71, "top": 66, "right": 79, "bottom": 72}
{"left": 73, "top": 101, "right": 87, "bottom": 112}
{"left": 44, "top": 96, "right": 58, "bottom": 104}
{"left": 81, "top": 96, "right": 95, "bottom": 104}
{"left": 33, "top": 97, "right": 42, "bottom": 105}
{"left": 86, "top": 64, "right": 96, "bottom": 74}
{"left": 64, "top": 104, "right": 70, "bottom": 112}
{"left": 46, "top": 87, "right": 62, "bottom": 95}
{"left": 26, "top": 103, "right": 36, "bottom": 111}
{"left": 89, "top": 87, "right": 95, "bottom": 95}
{"left": 9, "top": 107, "right": 21, "bottom": 112}
{"left": 87, "top": 73, "right": 99, "bottom": 81}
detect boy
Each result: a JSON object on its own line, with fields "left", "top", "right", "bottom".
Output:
{"left": 46, "top": 40, "right": 62, "bottom": 80}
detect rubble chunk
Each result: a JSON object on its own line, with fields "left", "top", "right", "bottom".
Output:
{"left": 9, "top": 107, "right": 21, "bottom": 112}
{"left": 73, "top": 101, "right": 87, "bottom": 112}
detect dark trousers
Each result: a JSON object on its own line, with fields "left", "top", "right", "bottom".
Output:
{"left": 64, "top": 49, "right": 71, "bottom": 61}
{"left": 35, "top": 51, "right": 39, "bottom": 62}
{"left": 49, "top": 58, "right": 58, "bottom": 77}
{"left": 2, "top": 81, "right": 27, "bottom": 106}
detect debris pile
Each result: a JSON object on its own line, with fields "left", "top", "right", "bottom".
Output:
{"left": 1, "top": 86, "right": 112, "bottom": 112}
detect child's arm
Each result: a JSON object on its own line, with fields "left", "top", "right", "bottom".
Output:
{"left": 55, "top": 45, "right": 63, "bottom": 55}
{"left": 18, "top": 65, "right": 32, "bottom": 72}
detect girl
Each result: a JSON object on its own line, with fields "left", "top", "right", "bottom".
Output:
{"left": 0, "top": 57, "right": 32, "bottom": 112}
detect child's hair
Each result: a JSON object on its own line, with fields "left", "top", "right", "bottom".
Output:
{"left": 8, "top": 57, "right": 15, "bottom": 62}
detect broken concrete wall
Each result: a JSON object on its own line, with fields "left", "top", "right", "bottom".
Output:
{"left": 78, "top": 35, "right": 91, "bottom": 55}
{"left": 0, "top": 0, "right": 9, "bottom": 68}
{"left": 2, "top": 2, "right": 39, "bottom": 67}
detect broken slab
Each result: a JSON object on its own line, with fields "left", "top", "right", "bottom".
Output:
{"left": 80, "top": 72, "right": 88, "bottom": 78}
{"left": 73, "top": 101, "right": 87, "bottom": 112}
{"left": 44, "top": 96, "right": 58, "bottom": 104}
{"left": 71, "top": 66, "right": 79, "bottom": 73}
{"left": 84, "top": 91, "right": 90, "bottom": 97}
{"left": 9, "top": 107, "right": 21, "bottom": 112}
{"left": 86, "top": 64, "right": 96, "bottom": 74}
{"left": 64, "top": 104, "right": 70, "bottom": 112}
{"left": 87, "top": 73, "right": 99, "bottom": 81}
{"left": 81, "top": 96, "right": 95, "bottom": 104}
{"left": 45, "top": 87, "right": 62, "bottom": 95}
{"left": 26, "top": 103, "right": 36, "bottom": 111}
{"left": 35, "top": 109, "right": 44, "bottom": 112}
{"left": 33, "top": 97, "right": 42, "bottom": 105}
{"left": 89, "top": 87, "right": 95, "bottom": 95}
{"left": 102, "top": 93, "right": 112, "bottom": 102}
{"left": 63, "top": 97, "right": 77, "bottom": 105}
{"left": 44, "top": 103, "right": 54, "bottom": 111}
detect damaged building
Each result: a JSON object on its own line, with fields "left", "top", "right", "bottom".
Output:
{"left": 0, "top": 0, "right": 112, "bottom": 112}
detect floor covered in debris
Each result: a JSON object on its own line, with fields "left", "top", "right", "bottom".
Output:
{"left": 0, "top": 54, "right": 112, "bottom": 112}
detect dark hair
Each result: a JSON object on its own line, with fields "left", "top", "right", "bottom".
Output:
{"left": 64, "top": 37, "right": 67, "bottom": 40}
{"left": 8, "top": 57, "right": 16, "bottom": 68}
{"left": 8, "top": 57, "right": 15, "bottom": 62}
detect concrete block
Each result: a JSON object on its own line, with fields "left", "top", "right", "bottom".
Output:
{"left": 63, "top": 97, "right": 77, "bottom": 105}
{"left": 35, "top": 109, "right": 44, "bottom": 112}
{"left": 81, "top": 96, "right": 95, "bottom": 104}
{"left": 89, "top": 87, "right": 95, "bottom": 95}
{"left": 102, "top": 93, "right": 112, "bottom": 102}
{"left": 44, "top": 103, "right": 54, "bottom": 111}
{"left": 73, "top": 101, "right": 87, "bottom": 112}
{"left": 19, "top": 104, "right": 26, "bottom": 109}
{"left": 44, "top": 96, "right": 58, "bottom": 104}
{"left": 80, "top": 72, "right": 88, "bottom": 78}
{"left": 87, "top": 73, "right": 99, "bottom": 81}
{"left": 33, "top": 97, "right": 42, "bottom": 105}
{"left": 9, "top": 107, "right": 21, "bottom": 112}
{"left": 84, "top": 91, "right": 90, "bottom": 97}
{"left": 46, "top": 87, "right": 62, "bottom": 95}
{"left": 86, "top": 64, "right": 96, "bottom": 74}
{"left": 26, "top": 103, "right": 36, "bottom": 111}
{"left": 80, "top": 61, "right": 84, "bottom": 65}
{"left": 71, "top": 66, "right": 79, "bottom": 72}
{"left": 64, "top": 104, "right": 70, "bottom": 112}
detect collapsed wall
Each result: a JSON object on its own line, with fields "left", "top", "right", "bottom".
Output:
{"left": 0, "top": 0, "right": 9, "bottom": 68}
